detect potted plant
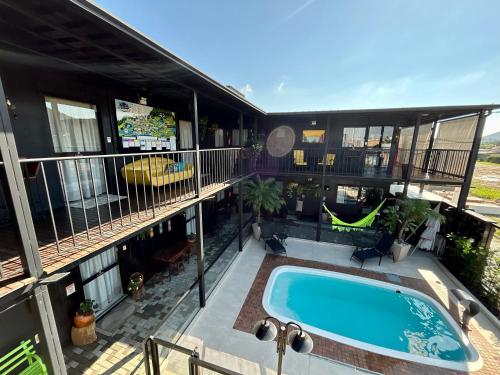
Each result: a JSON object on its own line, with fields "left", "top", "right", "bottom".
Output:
{"left": 186, "top": 233, "right": 196, "bottom": 244}
{"left": 127, "top": 272, "right": 145, "bottom": 301}
{"left": 381, "top": 198, "right": 445, "bottom": 261}
{"left": 243, "top": 175, "right": 285, "bottom": 239}
{"left": 73, "top": 299, "right": 95, "bottom": 328}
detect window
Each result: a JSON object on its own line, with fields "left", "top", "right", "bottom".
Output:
{"left": 185, "top": 206, "right": 196, "bottom": 235}
{"left": 342, "top": 127, "right": 365, "bottom": 147}
{"left": 231, "top": 129, "right": 249, "bottom": 146}
{"left": 367, "top": 126, "right": 382, "bottom": 148}
{"left": 302, "top": 129, "right": 325, "bottom": 143}
{"left": 381, "top": 127, "right": 394, "bottom": 148}
{"left": 336, "top": 186, "right": 359, "bottom": 204}
{"left": 45, "top": 97, "right": 101, "bottom": 153}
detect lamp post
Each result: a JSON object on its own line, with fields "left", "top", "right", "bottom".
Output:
{"left": 253, "top": 316, "right": 314, "bottom": 375}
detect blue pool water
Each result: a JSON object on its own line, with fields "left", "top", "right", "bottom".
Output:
{"left": 265, "top": 267, "right": 469, "bottom": 363}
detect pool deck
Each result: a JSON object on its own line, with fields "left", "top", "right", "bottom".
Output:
{"left": 160, "top": 237, "right": 500, "bottom": 375}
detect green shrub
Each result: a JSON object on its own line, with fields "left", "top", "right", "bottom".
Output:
{"left": 486, "top": 155, "right": 500, "bottom": 164}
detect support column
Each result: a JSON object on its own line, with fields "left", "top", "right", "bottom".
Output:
{"left": 387, "top": 125, "right": 400, "bottom": 176}
{"left": 402, "top": 115, "right": 422, "bottom": 197}
{"left": 238, "top": 112, "right": 244, "bottom": 251}
{"left": 423, "top": 120, "right": 438, "bottom": 173}
{"left": 316, "top": 116, "right": 331, "bottom": 241}
{"left": 457, "top": 110, "right": 488, "bottom": 210}
{"left": 192, "top": 90, "right": 205, "bottom": 307}
{"left": 0, "top": 76, "right": 66, "bottom": 374}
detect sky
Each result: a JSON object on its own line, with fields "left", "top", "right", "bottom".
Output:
{"left": 95, "top": 0, "right": 500, "bottom": 136}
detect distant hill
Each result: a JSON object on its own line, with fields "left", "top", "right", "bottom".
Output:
{"left": 482, "top": 131, "right": 500, "bottom": 144}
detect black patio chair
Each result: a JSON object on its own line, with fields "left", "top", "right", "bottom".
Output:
{"left": 350, "top": 232, "right": 394, "bottom": 268}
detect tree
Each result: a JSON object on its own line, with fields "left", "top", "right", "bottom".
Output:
{"left": 243, "top": 176, "right": 285, "bottom": 223}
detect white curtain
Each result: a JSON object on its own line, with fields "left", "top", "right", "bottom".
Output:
{"left": 45, "top": 97, "right": 105, "bottom": 202}
{"left": 61, "top": 159, "right": 106, "bottom": 201}
{"left": 232, "top": 129, "right": 248, "bottom": 146}
{"left": 433, "top": 116, "right": 478, "bottom": 150}
{"left": 342, "top": 127, "right": 366, "bottom": 147}
{"left": 179, "top": 120, "right": 194, "bottom": 166}
{"left": 79, "top": 247, "right": 123, "bottom": 316}
{"left": 185, "top": 206, "right": 196, "bottom": 235}
{"left": 215, "top": 129, "right": 224, "bottom": 147}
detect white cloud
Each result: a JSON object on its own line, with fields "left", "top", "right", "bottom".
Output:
{"left": 276, "top": 81, "right": 285, "bottom": 93}
{"left": 240, "top": 83, "right": 253, "bottom": 96}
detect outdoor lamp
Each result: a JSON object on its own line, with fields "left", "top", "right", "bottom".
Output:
{"left": 253, "top": 316, "right": 313, "bottom": 375}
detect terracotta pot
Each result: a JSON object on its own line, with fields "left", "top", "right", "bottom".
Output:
{"left": 73, "top": 312, "right": 94, "bottom": 328}
{"left": 129, "top": 272, "right": 145, "bottom": 301}
{"left": 187, "top": 237, "right": 196, "bottom": 244}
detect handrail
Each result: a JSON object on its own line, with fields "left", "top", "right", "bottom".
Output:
{"left": 143, "top": 336, "right": 242, "bottom": 375}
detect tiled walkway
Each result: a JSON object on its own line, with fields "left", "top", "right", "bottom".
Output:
{"left": 63, "top": 212, "right": 244, "bottom": 374}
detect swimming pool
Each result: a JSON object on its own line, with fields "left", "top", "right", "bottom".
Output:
{"left": 263, "top": 266, "right": 482, "bottom": 372}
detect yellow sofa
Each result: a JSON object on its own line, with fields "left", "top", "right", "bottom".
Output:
{"left": 120, "top": 156, "right": 194, "bottom": 187}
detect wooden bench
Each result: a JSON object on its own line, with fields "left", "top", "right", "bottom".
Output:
{"left": 0, "top": 340, "right": 47, "bottom": 375}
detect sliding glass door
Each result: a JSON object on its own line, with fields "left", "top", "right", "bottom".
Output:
{"left": 79, "top": 247, "right": 124, "bottom": 318}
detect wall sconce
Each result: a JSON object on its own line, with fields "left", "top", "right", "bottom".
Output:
{"left": 139, "top": 96, "right": 148, "bottom": 106}
{"left": 6, "top": 97, "right": 18, "bottom": 119}
{"left": 311, "top": 120, "right": 316, "bottom": 126}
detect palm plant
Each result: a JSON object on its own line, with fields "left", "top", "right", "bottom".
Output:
{"left": 382, "top": 198, "right": 445, "bottom": 243}
{"left": 243, "top": 176, "right": 285, "bottom": 223}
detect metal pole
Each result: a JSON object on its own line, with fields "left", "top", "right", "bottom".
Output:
{"left": 423, "top": 120, "right": 438, "bottom": 173}
{"left": 457, "top": 110, "right": 488, "bottom": 210}
{"left": 316, "top": 115, "right": 331, "bottom": 241}
{"left": 192, "top": 90, "right": 206, "bottom": 307}
{"left": 238, "top": 112, "right": 244, "bottom": 251}
{"left": 402, "top": 114, "right": 422, "bottom": 197}
{"left": 0, "top": 76, "right": 66, "bottom": 374}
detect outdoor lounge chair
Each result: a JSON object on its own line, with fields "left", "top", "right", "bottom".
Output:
{"left": 260, "top": 221, "right": 287, "bottom": 256}
{"left": 350, "top": 232, "right": 394, "bottom": 268}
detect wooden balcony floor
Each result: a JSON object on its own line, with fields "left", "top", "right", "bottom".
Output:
{"left": 0, "top": 179, "right": 242, "bottom": 284}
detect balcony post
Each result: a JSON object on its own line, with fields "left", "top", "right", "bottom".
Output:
{"left": 457, "top": 110, "right": 488, "bottom": 210}
{"left": 387, "top": 125, "right": 400, "bottom": 176}
{"left": 402, "top": 114, "right": 422, "bottom": 197}
{"left": 316, "top": 115, "right": 331, "bottom": 241}
{"left": 192, "top": 90, "right": 205, "bottom": 307}
{"left": 0, "top": 76, "right": 66, "bottom": 374}
{"left": 423, "top": 120, "right": 438, "bottom": 173}
{"left": 238, "top": 111, "right": 243, "bottom": 252}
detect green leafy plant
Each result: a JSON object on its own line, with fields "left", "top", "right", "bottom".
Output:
{"left": 243, "top": 175, "right": 285, "bottom": 223}
{"left": 446, "top": 233, "right": 489, "bottom": 290}
{"left": 127, "top": 273, "right": 144, "bottom": 292}
{"left": 381, "top": 198, "right": 445, "bottom": 242}
{"left": 245, "top": 136, "right": 264, "bottom": 156}
{"left": 78, "top": 299, "right": 95, "bottom": 316}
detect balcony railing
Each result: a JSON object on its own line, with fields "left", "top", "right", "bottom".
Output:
{"left": 256, "top": 147, "right": 470, "bottom": 181}
{"left": 396, "top": 148, "right": 470, "bottom": 180}
{"left": 0, "top": 148, "right": 252, "bottom": 282}
{"left": 255, "top": 148, "right": 392, "bottom": 178}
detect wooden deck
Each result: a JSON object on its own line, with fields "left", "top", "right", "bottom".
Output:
{"left": 0, "top": 179, "right": 244, "bottom": 285}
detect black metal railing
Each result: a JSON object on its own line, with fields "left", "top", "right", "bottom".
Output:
{"left": 255, "top": 147, "right": 391, "bottom": 177}
{"left": 143, "top": 336, "right": 241, "bottom": 375}
{"left": 396, "top": 148, "right": 470, "bottom": 179}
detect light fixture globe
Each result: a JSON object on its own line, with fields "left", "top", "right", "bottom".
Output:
{"left": 253, "top": 320, "right": 277, "bottom": 342}
{"left": 287, "top": 329, "right": 314, "bottom": 353}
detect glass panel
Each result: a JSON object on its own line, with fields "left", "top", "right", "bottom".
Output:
{"left": 342, "top": 127, "right": 365, "bottom": 147}
{"left": 381, "top": 126, "right": 394, "bottom": 148}
{"left": 79, "top": 247, "right": 118, "bottom": 280}
{"left": 82, "top": 265, "right": 123, "bottom": 317}
{"left": 336, "top": 185, "right": 359, "bottom": 204}
{"left": 45, "top": 96, "right": 101, "bottom": 153}
{"left": 367, "top": 126, "right": 382, "bottom": 148}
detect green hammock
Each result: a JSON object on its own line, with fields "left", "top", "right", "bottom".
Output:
{"left": 323, "top": 199, "right": 386, "bottom": 232}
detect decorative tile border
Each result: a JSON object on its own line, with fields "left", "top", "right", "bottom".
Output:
{"left": 233, "top": 255, "right": 499, "bottom": 375}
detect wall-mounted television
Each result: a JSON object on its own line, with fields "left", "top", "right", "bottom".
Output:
{"left": 115, "top": 99, "right": 176, "bottom": 151}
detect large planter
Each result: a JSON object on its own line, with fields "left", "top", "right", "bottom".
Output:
{"left": 73, "top": 312, "right": 94, "bottom": 328}
{"left": 252, "top": 222, "right": 261, "bottom": 240}
{"left": 391, "top": 241, "right": 412, "bottom": 262}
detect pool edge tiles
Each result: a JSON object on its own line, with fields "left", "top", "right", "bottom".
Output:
{"left": 262, "top": 265, "right": 483, "bottom": 373}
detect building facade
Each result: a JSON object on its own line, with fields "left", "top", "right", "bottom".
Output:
{"left": 0, "top": 1, "right": 498, "bottom": 374}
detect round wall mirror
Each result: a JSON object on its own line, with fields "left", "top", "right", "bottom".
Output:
{"left": 266, "top": 126, "right": 295, "bottom": 157}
